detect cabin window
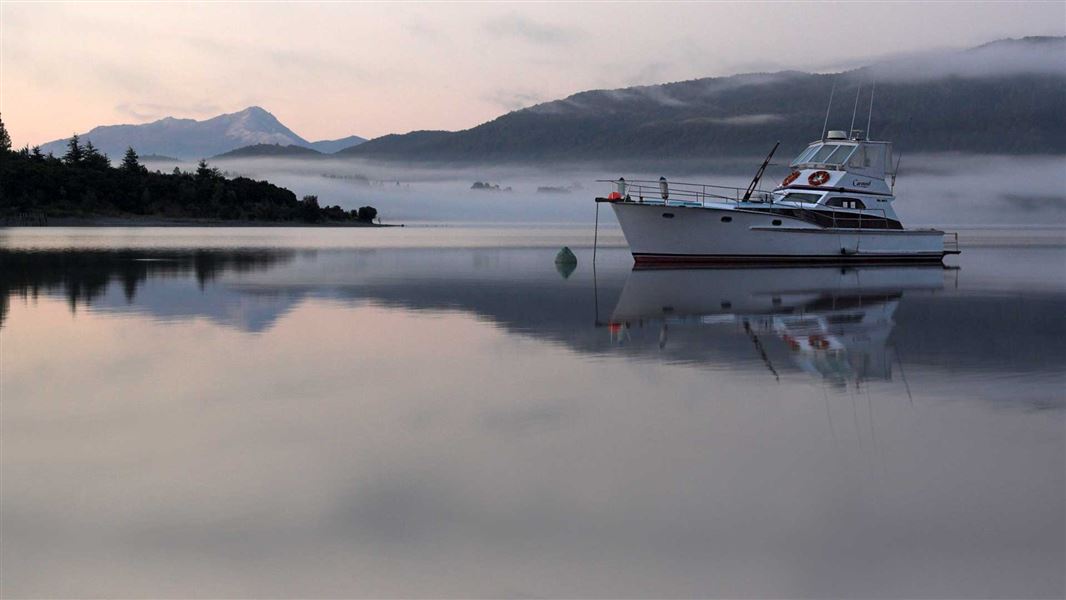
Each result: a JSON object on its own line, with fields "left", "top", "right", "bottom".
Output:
{"left": 825, "top": 145, "right": 856, "bottom": 165}
{"left": 825, "top": 197, "right": 866, "bottom": 209}
{"left": 721, "top": 216, "right": 732, "bottom": 223}
{"left": 792, "top": 145, "right": 821, "bottom": 165}
{"left": 809, "top": 144, "right": 839, "bottom": 163}
{"left": 783, "top": 192, "right": 820, "bottom": 203}
{"left": 772, "top": 219, "right": 782, "bottom": 226}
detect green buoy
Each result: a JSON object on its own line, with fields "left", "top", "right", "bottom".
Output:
{"left": 555, "top": 246, "right": 577, "bottom": 279}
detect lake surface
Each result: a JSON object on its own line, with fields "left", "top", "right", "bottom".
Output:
{"left": 2, "top": 226, "right": 1064, "bottom": 598}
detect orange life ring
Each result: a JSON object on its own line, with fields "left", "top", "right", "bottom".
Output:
{"left": 607, "top": 191, "right": 622, "bottom": 200}
{"left": 782, "top": 171, "right": 800, "bottom": 186}
{"left": 808, "top": 171, "right": 830, "bottom": 186}
{"left": 808, "top": 335, "right": 830, "bottom": 350}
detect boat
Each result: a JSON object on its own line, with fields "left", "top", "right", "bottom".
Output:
{"left": 596, "top": 129, "right": 960, "bottom": 265}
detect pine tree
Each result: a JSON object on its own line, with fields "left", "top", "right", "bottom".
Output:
{"left": 121, "top": 146, "right": 142, "bottom": 172}
{"left": 31, "top": 146, "right": 44, "bottom": 160}
{"left": 63, "top": 134, "right": 83, "bottom": 165}
{"left": 82, "top": 141, "right": 110, "bottom": 169}
{"left": 0, "top": 114, "right": 11, "bottom": 152}
{"left": 195, "top": 159, "right": 218, "bottom": 180}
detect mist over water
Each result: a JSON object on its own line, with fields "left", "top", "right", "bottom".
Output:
{"left": 1, "top": 226, "right": 1064, "bottom": 598}
{"left": 144, "top": 153, "right": 1066, "bottom": 228}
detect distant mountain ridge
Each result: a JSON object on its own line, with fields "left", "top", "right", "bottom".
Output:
{"left": 339, "top": 36, "right": 1066, "bottom": 161}
{"left": 38, "top": 106, "right": 365, "bottom": 160}
{"left": 37, "top": 36, "right": 1065, "bottom": 163}
{"left": 212, "top": 143, "right": 323, "bottom": 160}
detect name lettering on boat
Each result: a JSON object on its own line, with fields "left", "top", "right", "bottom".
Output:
{"left": 851, "top": 179, "right": 871, "bottom": 188}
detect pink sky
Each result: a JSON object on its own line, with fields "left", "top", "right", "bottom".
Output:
{"left": 2, "top": 1, "right": 1063, "bottom": 147}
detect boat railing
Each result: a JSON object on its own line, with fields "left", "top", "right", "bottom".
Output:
{"left": 944, "top": 231, "right": 961, "bottom": 254}
{"left": 596, "top": 179, "right": 774, "bottom": 206}
{"left": 820, "top": 205, "right": 891, "bottom": 229}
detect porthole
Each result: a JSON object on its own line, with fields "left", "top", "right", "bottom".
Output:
{"left": 772, "top": 219, "right": 782, "bottom": 226}
{"left": 721, "top": 216, "right": 732, "bottom": 223}
{"left": 662, "top": 213, "right": 675, "bottom": 219}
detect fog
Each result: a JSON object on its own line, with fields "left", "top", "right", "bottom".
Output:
{"left": 866, "top": 37, "right": 1066, "bottom": 81}
{"left": 142, "top": 153, "right": 1066, "bottom": 228}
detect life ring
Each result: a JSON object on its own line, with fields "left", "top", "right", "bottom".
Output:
{"left": 607, "top": 191, "right": 622, "bottom": 200}
{"left": 782, "top": 171, "right": 800, "bottom": 186}
{"left": 808, "top": 335, "right": 830, "bottom": 350}
{"left": 808, "top": 171, "right": 830, "bottom": 186}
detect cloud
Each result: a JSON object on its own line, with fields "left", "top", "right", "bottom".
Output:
{"left": 483, "top": 14, "right": 580, "bottom": 45}
{"left": 865, "top": 37, "right": 1066, "bottom": 81}
{"left": 484, "top": 89, "right": 549, "bottom": 111}
{"left": 114, "top": 102, "right": 222, "bottom": 123}
{"left": 695, "top": 114, "right": 786, "bottom": 126}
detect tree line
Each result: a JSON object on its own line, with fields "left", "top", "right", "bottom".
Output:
{"left": 0, "top": 115, "right": 378, "bottom": 224}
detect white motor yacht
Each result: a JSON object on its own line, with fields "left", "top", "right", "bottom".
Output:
{"left": 597, "top": 129, "right": 959, "bottom": 265}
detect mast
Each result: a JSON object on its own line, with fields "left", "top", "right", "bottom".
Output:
{"left": 821, "top": 80, "right": 837, "bottom": 141}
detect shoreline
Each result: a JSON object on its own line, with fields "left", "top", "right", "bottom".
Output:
{"left": 2, "top": 215, "right": 400, "bottom": 228}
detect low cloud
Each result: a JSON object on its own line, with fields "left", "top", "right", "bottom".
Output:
{"left": 483, "top": 14, "right": 580, "bottom": 45}
{"left": 866, "top": 37, "right": 1066, "bottom": 81}
{"left": 485, "top": 89, "right": 549, "bottom": 112}
{"left": 114, "top": 102, "right": 221, "bottom": 123}
{"left": 701, "top": 114, "right": 785, "bottom": 126}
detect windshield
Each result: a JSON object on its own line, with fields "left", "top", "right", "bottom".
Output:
{"left": 791, "top": 145, "right": 820, "bottom": 165}
{"left": 792, "top": 143, "right": 858, "bottom": 167}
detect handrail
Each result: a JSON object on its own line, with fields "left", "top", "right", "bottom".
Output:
{"left": 598, "top": 180, "right": 899, "bottom": 230}
{"left": 596, "top": 179, "right": 775, "bottom": 206}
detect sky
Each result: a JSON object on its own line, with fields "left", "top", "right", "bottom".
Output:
{"left": 1, "top": 1, "right": 1064, "bottom": 147}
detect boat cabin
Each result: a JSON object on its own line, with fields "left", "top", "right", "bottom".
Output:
{"left": 774, "top": 130, "right": 898, "bottom": 217}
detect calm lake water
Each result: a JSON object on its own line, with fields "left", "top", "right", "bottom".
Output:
{"left": 2, "top": 226, "right": 1064, "bottom": 598}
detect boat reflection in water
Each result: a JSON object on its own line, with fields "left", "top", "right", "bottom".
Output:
{"left": 607, "top": 265, "right": 948, "bottom": 386}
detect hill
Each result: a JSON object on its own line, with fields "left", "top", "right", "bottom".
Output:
{"left": 2, "top": 130, "right": 379, "bottom": 225}
{"left": 212, "top": 143, "right": 323, "bottom": 160}
{"left": 340, "top": 36, "right": 1066, "bottom": 161}
{"left": 38, "top": 107, "right": 365, "bottom": 160}
{"left": 308, "top": 135, "right": 366, "bottom": 153}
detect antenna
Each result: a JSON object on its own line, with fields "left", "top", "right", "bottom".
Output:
{"left": 849, "top": 78, "right": 863, "bottom": 134}
{"left": 820, "top": 79, "right": 836, "bottom": 141}
{"left": 743, "top": 141, "right": 780, "bottom": 202}
{"left": 865, "top": 80, "right": 876, "bottom": 138}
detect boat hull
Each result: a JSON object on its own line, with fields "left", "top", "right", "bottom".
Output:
{"left": 610, "top": 202, "right": 946, "bottom": 265}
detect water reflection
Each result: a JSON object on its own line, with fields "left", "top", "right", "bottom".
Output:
{"left": 2, "top": 242, "right": 1063, "bottom": 598}
{"left": 0, "top": 248, "right": 295, "bottom": 329}
{"left": 2, "top": 246, "right": 1064, "bottom": 392}
{"left": 608, "top": 267, "right": 944, "bottom": 387}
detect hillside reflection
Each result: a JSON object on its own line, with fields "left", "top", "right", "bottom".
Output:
{"left": 1, "top": 246, "right": 1063, "bottom": 396}
{"left": 0, "top": 248, "right": 295, "bottom": 328}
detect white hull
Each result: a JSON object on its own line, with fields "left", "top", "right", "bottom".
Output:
{"left": 610, "top": 202, "right": 946, "bottom": 265}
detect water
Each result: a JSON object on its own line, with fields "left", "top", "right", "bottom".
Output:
{"left": 2, "top": 227, "right": 1064, "bottom": 598}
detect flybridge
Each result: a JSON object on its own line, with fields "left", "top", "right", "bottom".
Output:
{"left": 789, "top": 131, "right": 895, "bottom": 181}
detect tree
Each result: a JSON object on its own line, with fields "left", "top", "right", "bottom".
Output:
{"left": 0, "top": 114, "right": 10, "bottom": 152}
{"left": 82, "top": 141, "right": 110, "bottom": 170}
{"left": 120, "top": 147, "right": 142, "bottom": 172}
{"left": 63, "top": 133, "right": 83, "bottom": 165}
{"left": 357, "top": 206, "right": 377, "bottom": 222}
{"left": 30, "top": 146, "right": 44, "bottom": 161}
{"left": 195, "top": 159, "right": 218, "bottom": 180}
{"left": 300, "top": 195, "right": 321, "bottom": 222}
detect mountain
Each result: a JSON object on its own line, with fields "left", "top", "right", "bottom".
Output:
{"left": 212, "top": 143, "right": 323, "bottom": 160}
{"left": 38, "top": 106, "right": 364, "bottom": 160}
{"left": 340, "top": 36, "right": 1066, "bottom": 161}
{"left": 308, "top": 135, "right": 366, "bottom": 153}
